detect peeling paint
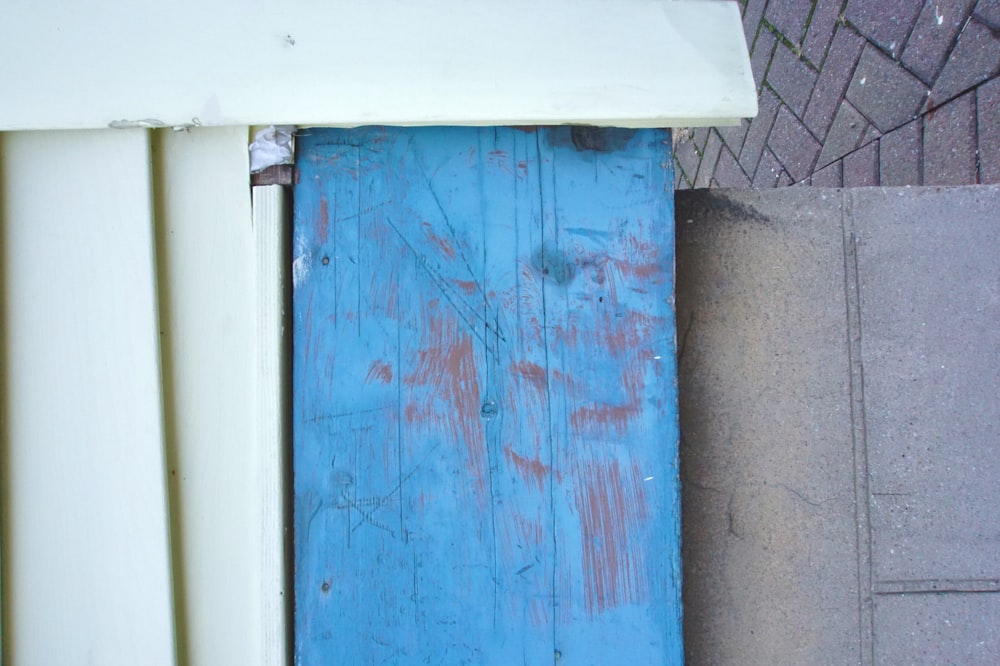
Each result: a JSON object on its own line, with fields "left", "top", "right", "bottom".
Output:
{"left": 292, "top": 232, "right": 311, "bottom": 289}
{"left": 108, "top": 118, "right": 166, "bottom": 129}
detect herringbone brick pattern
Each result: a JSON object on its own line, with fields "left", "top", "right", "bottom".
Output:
{"left": 675, "top": 0, "right": 1000, "bottom": 188}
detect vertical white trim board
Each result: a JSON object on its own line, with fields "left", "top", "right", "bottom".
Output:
{"left": 0, "top": 129, "right": 177, "bottom": 665}
{"left": 154, "top": 127, "right": 281, "bottom": 665}
{"left": 253, "top": 184, "right": 291, "bottom": 665}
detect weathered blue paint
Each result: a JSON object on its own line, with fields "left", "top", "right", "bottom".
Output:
{"left": 293, "top": 126, "right": 681, "bottom": 665}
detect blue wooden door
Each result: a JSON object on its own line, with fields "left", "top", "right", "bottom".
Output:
{"left": 293, "top": 126, "right": 680, "bottom": 665}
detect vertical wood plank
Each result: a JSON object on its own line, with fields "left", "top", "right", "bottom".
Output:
{"left": 0, "top": 129, "right": 177, "bottom": 665}
{"left": 293, "top": 127, "right": 680, "bottom": 664}
{"left": 541, "top": 128, "right": 682, "bottom": 663}
{"left": 152, "top": 127, "right": 266, "bottom": 664}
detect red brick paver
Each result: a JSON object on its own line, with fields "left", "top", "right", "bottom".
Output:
{"left": 879, "top": 118, "right": 923, "bottom": 184}
{"left": 924, "top": 89, "right": 979, "bottom": 184}
{"left": 674, "top": 0, "right": 1000, "bottom": 189}
{"left": 979, "top": 76, "right": 1000, "bottom": 182}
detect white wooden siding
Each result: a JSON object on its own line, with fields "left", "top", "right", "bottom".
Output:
{"left": 0, "top": 127, "right": 289, "bottom": 665}
{"left": 0, "top": 129, "right": 177, "bottom": 665}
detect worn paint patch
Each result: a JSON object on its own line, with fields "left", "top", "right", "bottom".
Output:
{"left": 454, "top": 279, "right": 478, "bottom": 295}
{"left": 364, "top": 360, "right": 393, "bottom": 384}
{"left": 317, "top": 196, "right": 330, "bottom": 244}
{"left": 574, "top": 460, "right": 650, "bottom": 616}
{"left": 511, "top": 360, "right": 547, "bottom": 393}
{"left": 292, "top": 231, "right": 311, "bottom": 289}
{"left": 504, "top": 448, "right": 551, "bottom": 491}
{"left": 570, "top": 402, "right": 643, "bottom": 436}
{"left": 422, "top": 221, "right": 457, "bottom": 260}
{"left": 403, "top": 313, "right": 486, "bottom": 500}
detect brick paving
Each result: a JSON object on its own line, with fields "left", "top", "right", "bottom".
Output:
{"left": 675, "top": 0, "right": 1000, "bottom": 189}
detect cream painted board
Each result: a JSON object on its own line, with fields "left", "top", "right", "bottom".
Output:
{"left": 0, "top": 0, "right": 755, "bottom": 130}
{"left": 0, "top": 130, "right": 177, "bottom": 665}
{"left": 154, "top": 127, "right": 279, "bottom": 665}
{"left": 253, "top": 185, "right": 291, "bottom": 666}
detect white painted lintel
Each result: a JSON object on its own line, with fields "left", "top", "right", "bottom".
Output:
{"left": 0, "top": 0, "right": 755, "bottom": 131}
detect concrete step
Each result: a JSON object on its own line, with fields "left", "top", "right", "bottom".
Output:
{"left": 676, "top": 185, "right": 1000, "bottom": 665}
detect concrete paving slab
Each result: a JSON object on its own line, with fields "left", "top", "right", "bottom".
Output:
{"left": 676, "top": 189, "right": 860, "bottom": 665}
{"left": 852, "top": 186, "right": 1000, "bottom": 583}
{"left": 874, "top": 593, "right": 1000, "bottom": 664}
{"left": 677, "top": 184, "right": 1000, "bottom": 665}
